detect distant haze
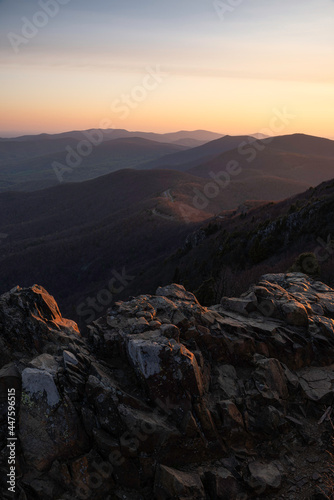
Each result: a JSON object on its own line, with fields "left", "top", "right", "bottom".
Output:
{"left": 0, "top": 0, "right": 333, "bottom": 138}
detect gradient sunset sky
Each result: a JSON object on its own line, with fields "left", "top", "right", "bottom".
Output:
{"left": 1, "top": 0, "right": 333, "bottom": 138}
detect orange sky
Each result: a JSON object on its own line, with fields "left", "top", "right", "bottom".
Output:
{"left": 0, "top": 0, "right": 333, "bottom": 138}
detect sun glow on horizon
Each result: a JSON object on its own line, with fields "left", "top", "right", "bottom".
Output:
{"left": 0, "top": 0, "right": 333, "bottom": 139}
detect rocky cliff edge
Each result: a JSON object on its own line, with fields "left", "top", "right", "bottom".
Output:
{"left": 1, "top": 274, "right": 334, "bottom": 499}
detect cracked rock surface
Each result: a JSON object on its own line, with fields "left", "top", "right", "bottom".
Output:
{"left": 0, "top": 274, "right": 334, "bottom": 499}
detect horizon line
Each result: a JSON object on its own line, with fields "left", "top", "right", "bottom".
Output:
{"left": 0, "top": 127, "right": 333, "bottom": 142}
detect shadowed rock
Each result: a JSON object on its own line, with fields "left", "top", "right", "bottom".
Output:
{"left": 1, "top": 274, "right": 334, "bottom": 498}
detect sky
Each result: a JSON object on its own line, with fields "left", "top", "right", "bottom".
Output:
{"left": 0, "top": 0, "right": 333, "bottom": 138}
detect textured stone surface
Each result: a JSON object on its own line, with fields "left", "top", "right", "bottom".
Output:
{"left": 22, "top": 368, "right": 60, "bottom": 406}
{"left": 1, "top": 275, "right": 334, "bottom": 498}
{"left": 154, "top": 464, "right": 205, "bottom": 499}
{"left": 248, "top": 460, "right": 282, "bottom": 492}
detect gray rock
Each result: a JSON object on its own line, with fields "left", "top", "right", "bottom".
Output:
{"left": 126, "top": 332, "right": 204, "bottom": 413}
{"left": 156, "top": 284, "right": 199, "bottom": 303}
{"left": 253, "top": 356, "right": 289, "bottom": 401}
{"left": 154, "top": 464, "right": 205, "bottom": 499}
{"left": 29, "top": 353, "right": 59, "bottom": 375}
{"left": 22, "top": 367, "right": 60, "bottom": 407}
{"left": 281, "top": 301, "right": 308, "bottom": 327}
{"left": 3, "top": 273, "right": 334, "bottom": 499}
{"left": 298, "top": 367, "right": 334, "bottom": 401}
{"left": 221, "top": 296, "right": 257, "bottom": 316}
{"left": 205, "top": 467, "right": 243, "bottom": 500}
{"left": 215, "top": 364, "right": 240, "bottom": 399}
{"left": 63, "top": 350, "right": 79, "bottom": 366}
{"left": 248, "top": 460, "right": 282, "bottom": 492}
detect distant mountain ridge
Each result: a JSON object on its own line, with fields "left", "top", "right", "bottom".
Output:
{"left": 186, "top": 133, "right": 334, "bottom": 189}
{"left": 0, "top": 137, "right": 187, "bottom": 192}
{"left": 262, "top": 133, "right": 334, "bottom": 158}
{"left": 136, "top": 135, "right": 257, "bottom": 171}
{"left": 0, "top": 129, "right": 223, "bottom": 193}
{"left": 0, "top": 128, "right": 224, "bottom": 146}
{"left": 1, "top": 130, "right": 333, "bottom": 196}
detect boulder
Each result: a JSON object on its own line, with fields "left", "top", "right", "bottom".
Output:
{"left": 0, "top": 285, "right": 80, "bottom": 365}
{"left": 252, "top": 355, "right": 289, "bottom": 401}
{"left": 154, "top": 464, "right": 205, "bottom": 499}
{"left": 22, "top": 368, "right": 60, "bottom": 407}
{"left": 19, "top": 367, "right": 89, "bottom": 471}
{"left": 281, "top": 300, "right": 309, "bottom": 327}
{"left": 298, "top": 366, "right": 334, "bottom": 401}
{"left": 126, "top": 332, "right": 204, "bottom": 413}
{"left": 29, "top": 353, "right": 59, "bottom": 376}
{"left": 205, "top": 467, "right": 244, "bottom": 500}
{"left": 247, "top": 460, "right": 282, "bottom": 493}
{"left": 215, "top": 364, "right": 240, "bottom": 400}
{"left": 156, "top": 284, "right": 199, "bottom": 304}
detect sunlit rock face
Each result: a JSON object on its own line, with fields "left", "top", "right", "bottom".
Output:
{"left": 0, "top": 284, "right": 80, "bottom": 366}
{"left": 1, "top": 274, "right": 334, "bottom": 498}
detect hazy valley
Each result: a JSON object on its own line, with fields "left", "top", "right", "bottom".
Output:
{"left": 1, "top": 129, "right": 334, "bottom": 330}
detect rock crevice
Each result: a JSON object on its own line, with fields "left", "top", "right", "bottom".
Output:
{"left": 0, "top": 274, "right": 334, "bottom": 499}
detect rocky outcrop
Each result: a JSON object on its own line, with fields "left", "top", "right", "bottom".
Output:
{"left": 0, "top": 284, "right": 80, "bottom": 367}
{"left": 0, "top": 274, "right": 334, "bottom": 499}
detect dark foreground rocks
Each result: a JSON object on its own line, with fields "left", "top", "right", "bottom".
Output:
{"left": 0, "top": 274, "right": 334, "bottom": 499}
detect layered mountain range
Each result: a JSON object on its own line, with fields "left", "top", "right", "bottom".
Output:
{"left": 0, "top": 131, "right": 334, "bottom": 327}
{"left": 1, "top": 128, "right": 334, "bottom": 499}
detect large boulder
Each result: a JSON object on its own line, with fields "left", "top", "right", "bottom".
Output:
{"left": 127, "top": 332, "right": 204, "bottom": 413}
{"left": 19, "top": 365, "right": 89, "bottom": 472}
{"left": 247, "top": 460, "right": 282, "bottom": 493}
{"left": 0, "top": 285, "right": 80, "bottom": 365}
